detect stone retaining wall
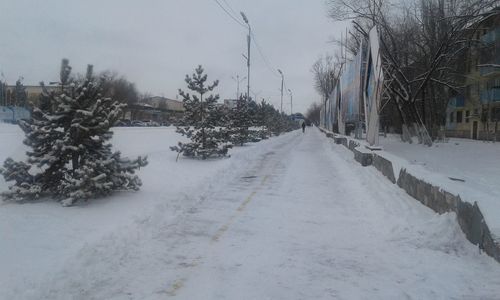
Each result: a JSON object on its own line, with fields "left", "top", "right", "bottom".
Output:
{"left": 397, "top": 169, "right": 500, "bottom": 263}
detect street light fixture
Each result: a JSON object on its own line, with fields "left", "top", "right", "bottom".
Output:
{"left": 278, "top": 69, "right": 284, "bottom": 114}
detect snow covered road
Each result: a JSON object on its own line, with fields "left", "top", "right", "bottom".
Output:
{"left": 1, "top": 126, "right": 500, "bottom": 299}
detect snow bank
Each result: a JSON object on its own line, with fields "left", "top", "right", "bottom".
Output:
{"left": 378, "top": 135, "right": 500, "bottom": 242}
{"left": 325, "top": 129, "right": 500, "bottom": 244}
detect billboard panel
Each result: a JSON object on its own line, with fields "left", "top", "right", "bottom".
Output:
{"left": 364, "top": 27, "right": 384, "bottom": 146}
{"left": 340, "top": 47, "right": 364, "bottom": 124}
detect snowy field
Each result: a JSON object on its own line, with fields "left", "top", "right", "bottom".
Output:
{"left": 376, "top": 134, "right": 500, "bottom": 241}
{"left": 1, "top": 124, "right": 500, "bottom": 299}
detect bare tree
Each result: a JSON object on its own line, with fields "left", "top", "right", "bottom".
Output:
{"left": 100, "top": 71, "right": 139, "bottom": 105}
{"left": 305, "top": 102, "right": 322, "bottom": 125}
{"left": 311, "top": 54, "right": 342, "bottom": 126}
{"left": 327, "top": 0, "right": 499, "bottom": 145}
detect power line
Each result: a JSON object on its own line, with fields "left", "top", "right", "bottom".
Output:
{"left": 212, "top": 0, "right": 280, "bottom": 79}
{"left": 212, "top": 0, "right": 246, "bottom": 28}
{"left": 251, "top": 32, "right": 281, "bottom": 78}
{"left": 221, "top": 0, "right": 239, "bottom": 18}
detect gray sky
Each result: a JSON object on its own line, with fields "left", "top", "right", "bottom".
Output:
{"left": 0, "top": 0, "right": 347, "bottom": 114}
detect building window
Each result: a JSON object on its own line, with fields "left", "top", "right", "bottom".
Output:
{"left": 465, "top": 85, "right": 471, "bottom": 99}
{"left": 466, "top": 110, "right": 470, "bottom": 123}
{"left": 456, "top": 111, "right": 463, "bottom": 123}
{"left": 492, "top": 107, "right": 500, "bottom": 122}
{"left": 449, "top": 111, "right": 454, "bottom": 123}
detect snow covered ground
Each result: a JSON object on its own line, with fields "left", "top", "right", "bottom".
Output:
{"left": 1, "top": 124, "right": 499, "bottom": 299}
{"left": 376, "top": 134, "right": 500, "bottom": 241}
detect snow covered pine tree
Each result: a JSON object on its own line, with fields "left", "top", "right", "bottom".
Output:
{"left": 227, "top": 95, "right": 254, "bottom": 146}
{"left": 171, "top": 65, "right": 231, "bottom": 159}
{"left": 0, "top": 59, "right": 147, "bottom": 206}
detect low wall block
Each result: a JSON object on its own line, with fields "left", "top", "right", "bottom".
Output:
{"left": 353, "top": 148, "right": 373, "bottom": 167}
{"left": 372, "top": 154, "right": 396, "bottom": 184}
{"left": 348, "top": 140, "right": 359, "bottom": 151}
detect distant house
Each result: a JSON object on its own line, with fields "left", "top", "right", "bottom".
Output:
{"left": 0, "top": 84, "right": 59, "bottom": 107}
{"left": 224, "top": 99, "right": 238, "bottom": 109}
{"left": 145, "top": 96, "right": 184, "bottom": 112}
{"left": 123, "top": 96, "right": 185, "bottom": 123}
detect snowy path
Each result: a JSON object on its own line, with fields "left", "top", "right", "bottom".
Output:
{"left": 2, "top": 126, "right": 500, "bottom": 299}
{"left": 159, "top": 128, "right": 500, "bottom": 300}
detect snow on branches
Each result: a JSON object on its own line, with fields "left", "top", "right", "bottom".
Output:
{"left": 171, "top": 65, "right": 232, "bottom": 159}
{"left": 0, "top": 59, "right": 148, "bottom": 206}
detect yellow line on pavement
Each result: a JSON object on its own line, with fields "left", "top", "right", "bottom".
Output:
{"left": 261, "top": 175, "right": 270, "bottom": 185}
{"left": 166, "top": 278, "right": 186, "bottom": 297}
{"left": 237, "top": 191, "right": 257, "bottom": 212}
{"left": 166, "top": 173, "right": 272, "bottom": 296}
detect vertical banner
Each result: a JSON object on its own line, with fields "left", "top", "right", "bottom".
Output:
{"left": 329, "top": 85, "right": 338, "bottom": 131}
{"left": 320, "top": 103, "right": 325, "bottom": 128}
{"left": 340, "top": 46, "right": 363, "bottom": 124}
{"left": 337, "top": 81, "right": 345, "bottom": 135}
{"left": 325, "top": 93, "right": 332, "bottom": 131}
{"left": 364, "top": 27, "right": 384, "bottom": 146}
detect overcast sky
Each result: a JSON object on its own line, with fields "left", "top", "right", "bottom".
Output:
{"left": 0, "top": 0, "right": 347, "bottom": 114}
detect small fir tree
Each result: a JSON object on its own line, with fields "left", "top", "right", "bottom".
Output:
{"left": 171, "top": 65, "right": 231, "bottom": 159}
{"left": 226, "top": 95, "right": 254, "bottom": 146}
{"left": 14, "top": 77, "right": 27, "bottom": 107}
{"left": 252, "top": 99, "right": 272, "bottom": 140}
{"left": 0, "top": 59, "right": 147, "bottom": 206}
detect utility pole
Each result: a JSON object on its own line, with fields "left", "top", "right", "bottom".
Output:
{"left": 241, "top": 12, "right": 251, "bottom": 100}
{"left": 278, "top": 69, "right": 284, "bottom": 114}
{"left": 288, "top": 89, "right": 293, "bottom": 116}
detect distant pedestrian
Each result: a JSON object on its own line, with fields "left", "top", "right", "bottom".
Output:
{"left": 301, "top": 121, "right": 306, "bottom": 133}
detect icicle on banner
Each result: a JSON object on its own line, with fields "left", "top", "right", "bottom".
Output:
{"left": 364, "top": 27, "right": 384, "bottom": 146}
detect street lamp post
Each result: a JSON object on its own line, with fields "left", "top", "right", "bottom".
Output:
{"left": 241, "top": 12, "right": 251, "bottom": 100}
{"left": 278, "top": 69, "right": 284, "bottom": 114}
{"left": 288, "top": 88, "right": 293, "bottom": 116}
{"left": 231, "top": 75, "right": 246, "bottom": 99}
{"left": 251, "top": 90, "right": 261, "bottom": 101}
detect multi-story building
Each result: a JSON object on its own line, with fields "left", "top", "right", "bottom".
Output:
{"left": 447, "top": 11, "right": 500, "bottom": 140}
